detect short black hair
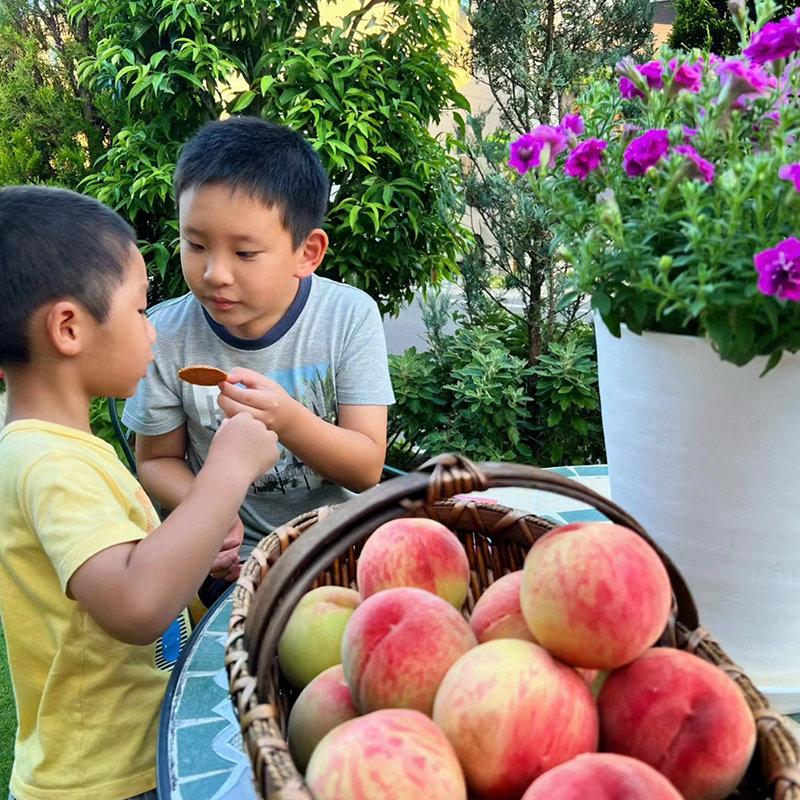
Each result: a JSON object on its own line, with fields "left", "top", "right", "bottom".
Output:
{"left": 0, "top": 186, "right": 137, "bottom": 366}
{"left": 173, "top": 117, "right": 330, "bottom": 249}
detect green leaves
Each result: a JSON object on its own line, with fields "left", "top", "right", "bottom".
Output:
{"left": 531, "top": 57, "right": 800, "bottom": 368}
{"left": 68, "top": 0, "right": 469, "bottom": 313}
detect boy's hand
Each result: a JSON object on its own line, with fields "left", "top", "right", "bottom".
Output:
{"left": 209, "top": 515, "right": 243, "bottom": 581}
{"left": 207, "top": 411, "right": 279, "bottom": 483}
{"left": 217, "top": 368, "right": 298, "bottom": 436}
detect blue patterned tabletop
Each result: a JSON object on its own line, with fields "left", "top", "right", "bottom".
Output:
{"left": 156, "top": 466, "right": 613, "bottom": 799}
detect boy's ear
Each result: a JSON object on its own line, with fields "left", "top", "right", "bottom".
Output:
{"left": 294, "top": 229, "right": 329, "bottom": 279}
{"left": 44, "top": 301, "right": 87, "bottom": 357}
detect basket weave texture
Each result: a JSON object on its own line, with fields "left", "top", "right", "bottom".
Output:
{"left": 225, "top": 455, "right": 800, "bottom": 800}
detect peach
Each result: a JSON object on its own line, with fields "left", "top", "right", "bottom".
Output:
{"left": 357, "top": 517, "right": 470, "bottom": 608}
{"left": 520, "top": 523, "right": 672, "bottom": 669}
{"left": 277, "top": 586, "right": 360, "bottom": 690}
{"left": 520, "top": 753, "right": 684, "bottom": 800}
{"left": 341, "top": 587, "right": 477, "bottom": 716}
{"left": 597, "top": 648, "right": 757, "bottom": 800}
{"left": 306, "top": 708, "right": 467, "bottom": 800}
{"left": 287, "top": 665, "right": 359, "bottom": 773}
{"left": 469, "top": 571, "right": 537, "bottom": 644}
{"left": 432, "top": 639, "right": 599, "bottom": 799}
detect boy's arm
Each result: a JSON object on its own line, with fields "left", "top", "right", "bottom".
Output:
{"left": 218, "top": 370, "right": 387, "bottom": 492}
{"left": 136, "top": 426, "right": 244, "bottom": 579}
{"left": 68, "top": 414, "right": 278, "bottom": 645}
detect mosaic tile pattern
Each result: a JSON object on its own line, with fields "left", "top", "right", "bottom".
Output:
{"left": 159, "top": 463, "right": 800, "bottom": 797}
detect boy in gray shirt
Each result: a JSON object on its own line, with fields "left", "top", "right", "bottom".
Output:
{"left": 123, "top": 118, "right": 394, "bottom": 598}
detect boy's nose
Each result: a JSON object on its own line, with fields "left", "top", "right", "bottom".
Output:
{"left": 204, "top": 258, "right": 234, "bottom": 286}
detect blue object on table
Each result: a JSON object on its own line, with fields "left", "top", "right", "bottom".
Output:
{"left": 156, "top": 466, "right": 616, "bottom": 799}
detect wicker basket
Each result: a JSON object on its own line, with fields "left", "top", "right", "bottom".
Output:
{"left": 225, "top": 455, "right": 800, "bottom": 800}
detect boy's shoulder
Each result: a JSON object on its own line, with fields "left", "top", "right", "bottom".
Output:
{"left": 309, "top": 275, "right": 380, "bottom": 318}
{"left": 147, "top": 292, "right": 201, "bottom": 329}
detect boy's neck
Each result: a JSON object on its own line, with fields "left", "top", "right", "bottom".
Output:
{"left": 4, "top": 366, "right": 92, "bottom": 434}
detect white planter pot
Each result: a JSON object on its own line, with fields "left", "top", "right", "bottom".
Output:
{"left": 595, "top": 318, "right": 800, "bottom": 713}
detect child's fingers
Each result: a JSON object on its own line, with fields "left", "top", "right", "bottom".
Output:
{"left": 217, "top": 393, "right": 258, "bottom": 419}
{"left": 225, "top": 367, "right": 264, "bottom": 388}
{"left": 218, "top": 380, "right": 267, "bottom": 408}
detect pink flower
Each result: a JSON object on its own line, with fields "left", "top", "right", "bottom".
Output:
{"left": 623, "top": 130, "right": 669, "bottom": 176}
{"left": 509, "top": 133, "right": 538, "bottom": 175}
{"left": 508, "top": 126, "right": 569, "bottom": 174}
{"left": 755, "top": 237, "right": 800, "bottom": 301}
{"left": 675, "top": 145, "right": 716, "bottom": 184}
{"left": 564, "top": 138, "right": 607, "bottom": 181}
{"left": 618, "top": 61, "right": 663, "bottom": 99}
{"left": 561, "top": 114, "right": 585, "bottom": 136}
{"left": 620, "top": 76, "right": 645, "bottom": 100}
{"left": 744, "top": 11, "right": 800, "bottom": 64}
{"left": 716, "top": 59, "right": 771, "bottom": 103}
{"left": 779, "top": 162, "right": 800, "bottom": 191}
{"left": 639, "top": 61, "right": 664, "bottom": 89}
{"left": 682, "top": 126, "right": 698, "bottom": 141}
{"left": 671, "top": 61, "right": 703, "bottom": 94}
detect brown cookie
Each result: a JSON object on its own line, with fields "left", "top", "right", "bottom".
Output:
{"left": 178, "top": 365, "right": 229, "bottom": 386}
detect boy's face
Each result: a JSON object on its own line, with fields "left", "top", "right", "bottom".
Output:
{"left": 178, "top": 184, "right": 324, "bottom": 339}
{"left": 84, "top": 247, "right": 156, "bottom": 398}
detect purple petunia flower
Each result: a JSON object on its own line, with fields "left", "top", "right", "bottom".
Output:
{"left": 779, "top": 162, "right": 800, "bottom": 191}
{"left": 564, "top": 138, "right": 608, "bottom": 181}
{"left": 509, "top": 133, "right": 538, "bottom": 175}
{"left": 675, "top": 145, "right": 716, "bottom": 184}
{"left": 755, "top": 237, "right": 800, "bottom": 301}
{"left": 620, "top": 76, "right": 645, "bottom": 100}
{"left": 639, "top": 61, "right": 664, "bottom": 89}
{"left": 744, "top": 10, "right": 800, "bottom": 64}
{"left": 682, "top": 126, "right": 699, "bottom": 141}
{"left": 716, "top": 59, "right": 771, "bottom": 103}
{"left": 618, "top": 61, "right": 663, "bottom": 100}
{"left": 671, "top": 61, "right": 703, "bottom": 94}
{"left": 508, "top": 126, "right": 569, "bottom": 174}
{"left": 623, "top": 130, "right": 670, "bottom": 176}
{"left": 561, "top": 114, "right": 585, "bottom": 136}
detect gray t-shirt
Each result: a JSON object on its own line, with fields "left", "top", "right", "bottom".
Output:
{"left": 123, "top": 275, "right": 395, "bottom": 554}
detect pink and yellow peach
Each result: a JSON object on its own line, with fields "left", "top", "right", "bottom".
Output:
{"left": 305, "top": 709, "right": 467, "bottom": 800}
{"left": 277, "top": 586, "right": 360, "bottom": 690}
{"left": 432, "top": 639, "right": 599, "bottom": 799}
{"left": 342, "top": 587, "right": 477, "bottom": 716}
{"left": 287, "top": 665, "right": 359, "bottom": 773}
{"left": 520, "top": 523, "right": 672, "bottom": 669}
{"left": 357, "top": 518, "right": 471, "bottom": 608}
{"left": 521, "top": 753, "right": 684, "bottom": 800}
{"left": 597, "top": 648, "right": 757, "bottom": 800}
{"left": 469, "top": 571, "right": 536, "bottom": 644}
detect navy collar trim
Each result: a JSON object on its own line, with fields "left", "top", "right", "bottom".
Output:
{"left": 201, "top": 276, "right": 312, "bottom": 351}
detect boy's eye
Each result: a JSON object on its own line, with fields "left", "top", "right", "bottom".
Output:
{"left": 236, "top": 251, "right": 258, "bottom": 260}
{"left": 184, "top": 239, "right": 205, "bottom": 252}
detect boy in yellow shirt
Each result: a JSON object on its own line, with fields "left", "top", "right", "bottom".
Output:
{"left": 0, "top": 186, "right": 279, "bottom": 800}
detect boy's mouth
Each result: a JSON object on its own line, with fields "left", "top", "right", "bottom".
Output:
{"left": 208, "top": 296, "right": 238, "bottom": 310}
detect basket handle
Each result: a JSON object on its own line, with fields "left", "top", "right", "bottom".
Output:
{"left": 245, "top": 454, "right": 698, "bottom": 689}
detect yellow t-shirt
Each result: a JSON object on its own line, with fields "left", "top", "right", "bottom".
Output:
{"left": 0, "top": 420, "right": 191, "bottom": 800}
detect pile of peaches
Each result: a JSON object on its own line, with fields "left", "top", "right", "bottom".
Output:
{"left": 276, "top": 518, "right": 756, "bottom": 800}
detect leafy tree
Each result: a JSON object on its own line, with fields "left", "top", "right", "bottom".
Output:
{"left": 0, "top": 0, "right": 109, "bottom": 186}
{"left": 668, "top": 0, "right": 752, "bottom": 56}
{"left": 459, "top": 0, "right": 655, "bottom": 371}
{"left": 72, "top": 0, "right": 472, "bottom": 311}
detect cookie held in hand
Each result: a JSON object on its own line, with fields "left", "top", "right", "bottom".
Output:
{"left": 178, "top": 365, "right": 228, "bottom": 386}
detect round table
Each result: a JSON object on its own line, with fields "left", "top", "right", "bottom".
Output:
{"left": 157, "top": 465, "right": 615, "bottom": 799}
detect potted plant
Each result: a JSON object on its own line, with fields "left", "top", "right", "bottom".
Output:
{"left": 510, "top": 0, "right": 800, "bottom": 711}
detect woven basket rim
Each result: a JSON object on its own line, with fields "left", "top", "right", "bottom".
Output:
{"left": 225, "top": 456, "right": 800, "bottom": 800}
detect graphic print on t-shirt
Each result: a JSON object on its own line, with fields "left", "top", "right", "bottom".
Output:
{"left": 188, "top": 363, "right": 337, "bottom": 496}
